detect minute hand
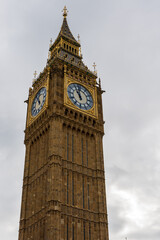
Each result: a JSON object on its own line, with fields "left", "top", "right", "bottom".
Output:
{"left": 76, "top": 90, "right": 82, "bottom": 101}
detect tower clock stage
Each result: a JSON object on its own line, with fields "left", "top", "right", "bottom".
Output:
{"left": 18, "top": 6, "right": 109, "bottom": 240}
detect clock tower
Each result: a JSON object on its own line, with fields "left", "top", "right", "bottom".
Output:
{"left": 18, "top": 7, "right": 109, "bottom": 240}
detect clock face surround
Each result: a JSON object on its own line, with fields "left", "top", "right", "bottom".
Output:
{"left": 31, "top": 87, "right": 46, "bottom": 117}
{"left": 67, "top": 83, "right": 93, "bottom": 110}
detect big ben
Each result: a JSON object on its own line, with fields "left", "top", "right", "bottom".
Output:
{"left": 18, "top": 7, "right": 109, "bottom": 240}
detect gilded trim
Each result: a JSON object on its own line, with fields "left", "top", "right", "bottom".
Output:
{"left": 64, "top": 69, "right": 98, "bottom": 119}
{"left": 27, "top": 69, "right": 50, "bottom": 127}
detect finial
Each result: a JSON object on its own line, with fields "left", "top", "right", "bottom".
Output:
{"left": 48, "top": 51, "right": 51, "bottom": 60}
{"left": 33, "top": 70, "right": 37, "bottom": 79}
{"left": 32, "top": 70, "right": 37, "bottom": 85}
{"left": 77, "top": 34, "right": 82, "bottom": 57}
{"left": 78, "top": 34, "right": 80, "bottom": 43}
{"left": 29, "top": 87, "right": 32, "bottom": 96}
{"left": 49, "top": 38, "right": 53, "bottom": 48}
{"left": 93, "top": 62, "right": 96, "bottom": 71}
{"left": 62, "top": 6, "right": 68, "bottom": 18}
{"left": 93, "top": 62, "right": 97, "bottom": 74}
{"left": 48, "top": 38, "right": 52, "bottom": 60}
{"left": 79, "top": 47, "right": 82, "bottom": 57}
{"left": 99, "top": 78, "right": 101, "bottom": 88}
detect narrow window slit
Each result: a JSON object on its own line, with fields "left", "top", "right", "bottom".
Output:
{"left": 87, "top": 183, "right": 90, "bottom": 210}
{"left": 72, "top": 224, "right": 74, "bottom": 240}
{"left": 67, "top": 173, "right": 69, "bottom": 204}
{"left": 83, "top": 177, "right": 85, "bottom": 208}
{"left": 86, "top": 139, "right": 88, "bottom": 167}
{"left": 67, "top": 133, "right": 69, "bottom": 161}
{"left": 67, "top": 218, "right": 69, "bottom": 240}
{"left": 89, "top": 223, "right": 91, "bottom": 240}
{"left": 72, "top": 174, "right": 74, "bottom": 205}
{"left": 72, "top": 134, "right": 74, "bottom": 162}
{"left": 82, "top": 138, "right": 83, "bottom": 165}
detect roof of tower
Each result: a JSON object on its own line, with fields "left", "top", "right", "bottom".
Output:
{"left": 50, "top": 6, "right": 80, "bottom": 50}
{"left": 47, "top": 7, "right": 97, "bottom": 77}
{"left": 58, "top": 17, "right": 79, "bottom": 44}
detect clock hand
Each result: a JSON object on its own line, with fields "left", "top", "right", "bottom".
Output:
{"left": 79, "top": 92, "right": 82, "bottom": 101}
{"left": 78, "top": 91, "right": 82, "bottom": 101}
{"left": 37, "top": 96, "right": 41, "bottom": 105}
{"left": 78, "top": 86, "right": 83, "bottom": 100}
{"left": 76, "top": 89, "right": 82, "bottom": 101}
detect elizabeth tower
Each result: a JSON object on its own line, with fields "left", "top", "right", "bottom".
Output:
{"left": 18, "top": 7, "right": 109, "bottom": 240}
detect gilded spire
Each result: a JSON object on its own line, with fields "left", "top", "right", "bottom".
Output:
{"left": 57, "top": 10, "right": 79, "bottom": 45}
{"left": 50, "top": 7, "right": 80, "bottom": 53}
{"left": 62, "top": 6, "right": 68, "bottom": 18}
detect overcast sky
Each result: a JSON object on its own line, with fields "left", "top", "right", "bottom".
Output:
{"left": 0, "top": 0, "right": 160, "bottom": 240}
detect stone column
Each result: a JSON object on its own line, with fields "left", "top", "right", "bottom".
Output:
{"left": 18, "top": 141, "right": 30, "bottom": 240}
{"left": 45, "top": 118, "right": 63, "bottom": 240}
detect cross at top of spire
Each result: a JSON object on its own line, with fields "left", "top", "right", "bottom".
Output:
{"left": 62, "top": 6, "right": 68, "bottom": 18}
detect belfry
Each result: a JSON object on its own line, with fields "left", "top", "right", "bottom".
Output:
{"left": 18, "top": 7, "right": 109, "bottom": 240}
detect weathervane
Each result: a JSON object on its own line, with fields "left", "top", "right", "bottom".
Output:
{"left": 62, "top": 6, "right": 68, "bottom": 18}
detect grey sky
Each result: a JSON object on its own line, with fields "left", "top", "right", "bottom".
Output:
{"left": 0, "top": 0, "right": 160, "bottom": 239}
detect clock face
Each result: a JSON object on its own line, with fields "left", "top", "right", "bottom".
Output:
{"left": 31, "top": 87, "right": 47, "bottom": 117}
{"left": 67, "top": 83, "right": 93, "bottom": 110}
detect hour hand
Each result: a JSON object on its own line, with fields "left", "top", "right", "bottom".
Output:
{"left": 37, "top": 96, "right": 41, "bottom": 105}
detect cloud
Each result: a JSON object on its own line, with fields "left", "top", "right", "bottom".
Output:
{"left": 0, "top": 0, "right": 160, "bottom": 240}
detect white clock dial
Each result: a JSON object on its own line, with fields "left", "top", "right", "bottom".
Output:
{"left": 67, "top": 83, "right": 93, "bottom": 110}
{"left": 31, "top": 87, "right": 46, "bottom": 117}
